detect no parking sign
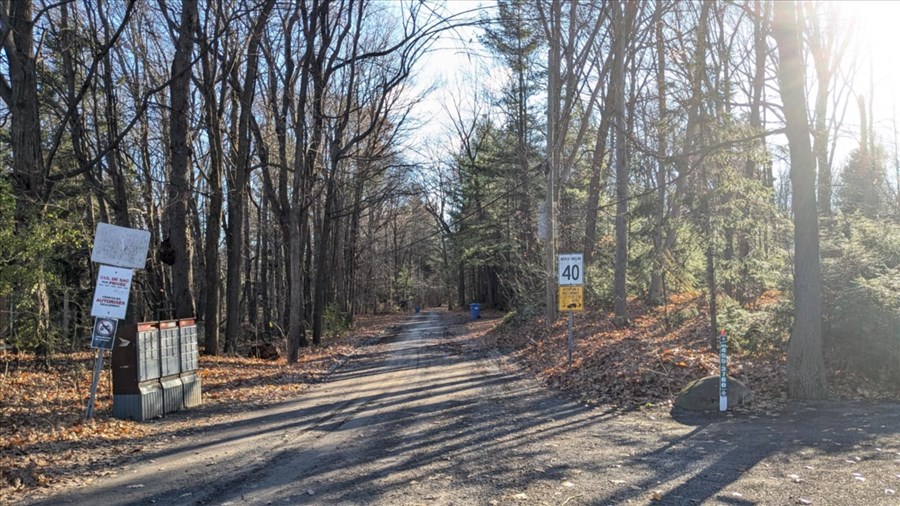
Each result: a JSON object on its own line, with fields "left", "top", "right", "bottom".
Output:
{"left": 91, "top": 317, "right": 119, "bottom": 350}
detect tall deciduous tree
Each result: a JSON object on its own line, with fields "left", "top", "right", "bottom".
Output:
{"left": 773, "top": 0, "right": 828, "bottom": 400}
{"left": 167, "top": 0, "right": 199, "bottom": 320}
{"left": 611, "top": 0, "right": 634, "bottom": 326}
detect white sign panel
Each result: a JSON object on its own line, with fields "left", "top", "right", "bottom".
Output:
{"left": 557, "top": 253, "right": 584, "bottom": 285}
{"left": 91, "top": 265, "right": 134, "bottom": 319}
{"left": 91, "top": 223, "right": 151, "bottom": 269}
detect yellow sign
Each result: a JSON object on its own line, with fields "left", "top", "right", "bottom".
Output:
{"left": 558, "top": 286, "right": 584, "bottom": 311}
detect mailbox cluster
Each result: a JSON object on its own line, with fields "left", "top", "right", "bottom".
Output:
{"left": 111, "top": 319, "right": 201, "bottom": 421}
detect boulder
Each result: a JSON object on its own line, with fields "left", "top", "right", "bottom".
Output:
{"left": 674, "top": 375, "right": 752, "bottom": 411}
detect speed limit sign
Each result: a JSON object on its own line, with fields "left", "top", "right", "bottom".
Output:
{"left": 558, "top": 254, "right": 584, "bottom": 285}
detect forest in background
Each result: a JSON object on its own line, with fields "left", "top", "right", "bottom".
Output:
{"left": 2, "top": 0, "right": 899, "bottom": 400}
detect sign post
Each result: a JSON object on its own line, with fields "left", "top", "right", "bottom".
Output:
{"left": 558, "top": 254, "right": 584, "bottom": 367}
{"left": 85, "top": 348, "right": 105, "bottom": 419}
{"left": 85, "top": 224, "right": 150, "bottom": 419}
{"left": 719, "top": 329, "right": 727, "bottom": 412}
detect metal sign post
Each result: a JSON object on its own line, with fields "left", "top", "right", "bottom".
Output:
{"left": 85, "top": 349, "right": 104, "bottom": 419}
{"left": 719, "top": 329, "right": 727, "bottom": 412}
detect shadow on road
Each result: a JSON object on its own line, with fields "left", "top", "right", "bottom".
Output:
{"left": 28, "top": 312, "right": 900, "bottom": 505}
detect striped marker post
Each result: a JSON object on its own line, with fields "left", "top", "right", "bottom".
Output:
{"left": 719, "top": 329, "right": 727, "bottom": 412}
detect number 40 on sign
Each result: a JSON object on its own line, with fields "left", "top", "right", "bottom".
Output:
{"left": 558, "top": 253, "right": 583, "bottom": 285}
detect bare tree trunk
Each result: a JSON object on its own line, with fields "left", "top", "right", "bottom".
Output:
{"left": 167, "top": 0, "right": 198, "bottom": 320}
{"left": 287, "top": 203, "right": 307, "bottom": 361}
{"left": 612, "top": 0, "right": 630, "bottom": 326}
{"left": 260, "top": 192, "right": 271, "bottom": 332}
{"left": 543, "top": 0, "right": 561, "bottom": 325}
{"left": 583, "top": 95, "right": 614, "bottom": 266}
{"left": 773, "top": 0, "right": 828, "bottom": 400}
{"left": 648, "top": 0, "right": 668, "bottom": 305}
{"left": 313, "top": 175, "right": 336, "bottom": 345}
{"left": 2, "top": 0, "right": 46, "bottom": 221}
{"left": 244, "top": 195, "right": 255, "bottom": 328}
{"left": 198, "top": 6, "right": 225, "bottom": 354}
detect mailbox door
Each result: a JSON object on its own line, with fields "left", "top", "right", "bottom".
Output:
{"left": 137, "top": 325, "right": 161, "bottom": 382}
{"left": 160, "top": 321, "right": 181, "bottom": 377}
{"left": 179, "top": 319, "right": 199, "bottom": 372}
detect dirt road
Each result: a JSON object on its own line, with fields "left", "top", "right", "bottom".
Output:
{"left": 27, "top": 311, "right": 900, "bottom": 505}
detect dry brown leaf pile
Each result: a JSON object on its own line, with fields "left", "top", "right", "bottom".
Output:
{"left": 472, "top": 295, "right": 789, "bottom": 409}
{"left": 468, "top": 293, "right": 900, "bottom": 410}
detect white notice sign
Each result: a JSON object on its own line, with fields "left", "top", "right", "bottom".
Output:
{"left": 557, "top": 253, "right": 584, "bottom": 285}
{"left": 91, "top": 223, "right": 151, "bottom": 269}
{"left": 91, "top": 265, "right": 134, "bottom": 319}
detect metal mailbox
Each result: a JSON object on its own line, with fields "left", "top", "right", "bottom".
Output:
{"left": 111, "top": 323, "right": 164, "bottom": 421}
{"left": 111, "top": 318, "right": 202, "bottom": 421}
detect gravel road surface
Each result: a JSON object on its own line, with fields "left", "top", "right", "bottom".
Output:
{"left": 27, "top": 311, "right": 900, "bottom": 505}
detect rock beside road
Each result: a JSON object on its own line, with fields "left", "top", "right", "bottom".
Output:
{"left": 674, "top": 375, "right": 753, "bottom": 411}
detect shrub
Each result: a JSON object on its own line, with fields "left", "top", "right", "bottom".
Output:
{"left": 821, "top": 214, "right": 900, "bottom": 383}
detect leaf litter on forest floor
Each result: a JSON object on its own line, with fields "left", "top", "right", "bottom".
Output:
{"left": 459, "top": 293, "right": 900, "bottom": 411}
{"left": 0, "top": 313, "right": 409, "bottom": 503}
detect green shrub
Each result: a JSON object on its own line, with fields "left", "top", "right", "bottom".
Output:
{"left": 821, "top": 214, "right": 900, "bottom": 382}
{"left": 322, "top": 305, "right": 352, "bottom": 337}
{"left": 717, "top": 294, "right": 790, "bottom": 356}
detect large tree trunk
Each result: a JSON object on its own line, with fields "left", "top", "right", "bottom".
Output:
{"left": 167, "top": 0, "right": 199, "bottom": 320}
{"left": 773, "top": 0, "right": 828, "bottom": 400}
{"left": 3, "top": 1, "right": 46, "bottom": 220}
{"left": 287, "top": 204, "right": 308, "bottom": 362}
{"left": 612, "top": 0, "right": 630, "bottom": 326}
{"left": 543, "top": 0, "right": 561, "bottom": 324}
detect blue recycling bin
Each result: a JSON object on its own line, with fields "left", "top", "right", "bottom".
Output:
{"left": 415, "top": 305, "right": 420, "bottom": 314}
{"left": 469, "top": 303, "right": 481, "bottom": 320}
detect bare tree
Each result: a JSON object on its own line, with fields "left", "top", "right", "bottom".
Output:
{"left": 166, "top": 0, "right": 199, "bottom": 320}
{"left": 611, "top": 0, "right": 634, "bottom": 326}
{"left": 773, "top": 0, "right": 828, "bottom": 400}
